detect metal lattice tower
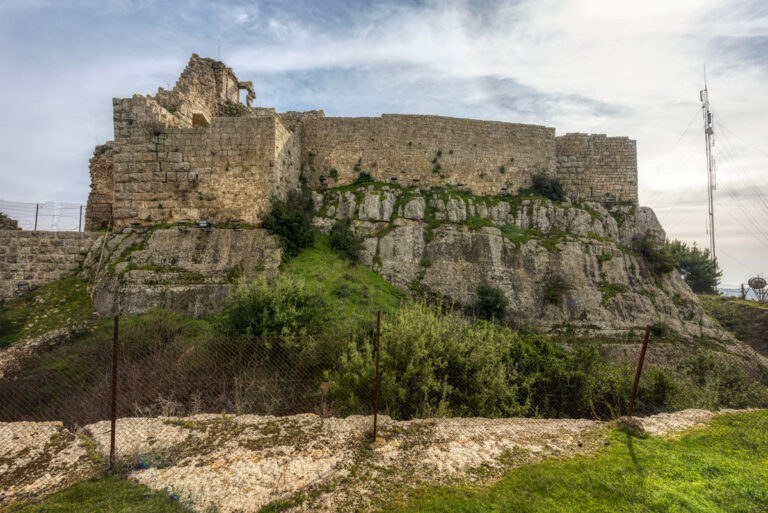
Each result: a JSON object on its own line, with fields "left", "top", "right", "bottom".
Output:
{"left": 700, "top": 74, "right": 717, "bottom": 260}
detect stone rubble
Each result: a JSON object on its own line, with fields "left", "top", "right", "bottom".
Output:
{"left": 0, "top": 409, "right": 754, "bottom": 512}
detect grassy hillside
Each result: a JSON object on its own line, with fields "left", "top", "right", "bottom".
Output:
{"left": 281, "top": 234, "right": 407, "bottom": 333}
{"left": 381, "top": 411, "right": 768, "bottom": 513}
{"left": 0, "top": 277, "right": 95, "bottom": 349}
{"left": 699, "top": 295, "right": 768, "bottom": 356}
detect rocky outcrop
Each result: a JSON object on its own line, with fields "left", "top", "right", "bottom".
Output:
{"left": 82, "top": 227, "right": 281, "bottom": 318}
{"left": 313, "top": 185, "right": 725, "bottom": 338}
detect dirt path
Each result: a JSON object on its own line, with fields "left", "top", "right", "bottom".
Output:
{"left": 0, "top": 409, "right": 753, "bottom": 512}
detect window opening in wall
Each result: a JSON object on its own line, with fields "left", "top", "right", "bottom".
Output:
{"left": 192, "top": 113, "right": 210, "bottom": 128}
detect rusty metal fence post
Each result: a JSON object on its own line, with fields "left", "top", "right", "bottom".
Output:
{"left": 627, "top": 325, "right": 652, "bottom": 417}
{"left": 109, "top": 314, "right": 119, "bottom": 469}
{"left": 373, "top": 311, "right": 381, "bottom": 441}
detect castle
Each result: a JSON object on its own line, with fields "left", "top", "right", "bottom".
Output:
{"left": 85, "top": 54, "right": 638, "bottom": 230}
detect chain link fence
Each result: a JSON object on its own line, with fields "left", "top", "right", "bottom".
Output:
{"left": 1, "top": 312, "right": 766, "bottom": 510}
{"left": 0, "top": 199, "right": 88, "bottom": 231}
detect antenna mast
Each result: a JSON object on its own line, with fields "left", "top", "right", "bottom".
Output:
{"left": 700, "top": 68, "right": 717, "bottom": 260}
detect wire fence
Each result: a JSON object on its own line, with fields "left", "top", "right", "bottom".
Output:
{"left": 1, "top": 314, "right": 766, "bottom": 510}
{"left": 0, "top": 199, "right": 86, "bottom": 231}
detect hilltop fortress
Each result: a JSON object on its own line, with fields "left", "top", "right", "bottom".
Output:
{"left": 85, "top": 54, "right": 637, "bottom": 230}
{"left": 2, "top": 53, "right": 729, "bottom": 339}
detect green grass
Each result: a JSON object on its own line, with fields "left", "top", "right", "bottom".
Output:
{"left": 1, "top": 474, "right": 192, "bottom": 513}
{"left": 380, "top": 411, "right": 768, "bottom": 513}
{"left": 282, "top": 234, "right": 407, "bottom": 333}
{"left": 0, "top": 277, "right": 95, "bottom": 349}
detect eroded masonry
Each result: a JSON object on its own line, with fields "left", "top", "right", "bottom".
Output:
{"left": 85, "top": 54, "right": 638, "bottom": 230}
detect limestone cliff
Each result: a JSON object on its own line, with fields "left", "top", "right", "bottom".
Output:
{"left": 81, "top": 227, "right": 281, "bottom": 318}
{"left": 313, "top": 185, "right": 725, "bottom": 338}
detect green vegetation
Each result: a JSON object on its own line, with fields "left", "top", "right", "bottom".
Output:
{"left": 352, "top": 171, "right": 373, "bottom": 184}
{"left": 281, "top": 234, "right": 406, "bottom": 333}
{"left": 327, "top": 301, "right": 720, "bottom": 420}
{"left": 329, "top": 219, "right": 362, "bottom": 262}
{"left": 544, "top": 274, "right": 571, "bottom": 307}
{"left": 216, "top": 274, "right": 325, "bottom": 337}
{"left": 0, "top": 277, "right": 95, "bottom": 349}
{"left": 261, "top": 189, "right": 315, "bottom": 259}
{"left": 599, "top": 282, "right": 629, "bottom": 306}
{"left": 634, "top": 232, "right": 676, "bottom": 276}
{"left": 519, "top": 172, "right": 566, "bottom": 202}
{"left": 473, "top": 281, "right": 508, "bottom": 321}
{"left": 699, "top": 294, "right": 767, "bottom": 342}
{"left": 666, "top": 239, "right": 722, "bottom": 293}
{"left": 1, "top": 474, "right": 192, "bottom": 513}
{"left": 382, "top": 411, "right": 768, "bottom": 513}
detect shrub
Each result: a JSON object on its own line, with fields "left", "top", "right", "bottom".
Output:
{"left": 329, "top": 220, "right": 361, "bottom": 262}
{"left": 260, "top": 189, "right": 315, "bottom": 259}
{"left": 650, "top": 321, "right": 669, "bottom": 338}
{"left": 352, "top": 172, "right": 373, "bottom": 185}
{"left": 473, "top": 281, "right": 508, "bottom": 321}
{"left": 545, "top": 274, "right": 572, "bottom": 307}
{"left": 216, "top": 274, "right": 325, "bottom": 337}
{"left": 328, "top": 302, "right": 654, "bottom": 420}
{"left": 634, "top": 231, "right": 676, "bottom": 275}
{"left": 666, "top": 239, "right": 722, "bottom": 294}
{"left": 521, "top": 172, "right": 566, "bottom": 202}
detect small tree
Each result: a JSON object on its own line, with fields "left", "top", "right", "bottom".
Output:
{"left": 260, "top": 189, "right": 315, "bottom": 260}
{"left": 474, "top": 281, "right": 508, "bottom": 321}
{"left": 666, "top": 239, "right": 722, "bottom": 294}
{"left": 521, "top": 172, "right": 566, "bottom": 202}
{"left": 634, "top": 232, "right": 676, "bottom": 275}
{"left": 330, "top": 220, "right": 361, "bottom": 262}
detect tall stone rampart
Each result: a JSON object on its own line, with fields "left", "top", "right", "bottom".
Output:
{"left": 301, "top": 115, "right": 556, "bottom": 195}
{"left": 0, "top": 231, "right": 100, "bottom": 300}
{"left": 85, "top": 54, "right": 641, "bottom": 232}
{"left": 555, "top": 134, "right": 638, "bottom": 203}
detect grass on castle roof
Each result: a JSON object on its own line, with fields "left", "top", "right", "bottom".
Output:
{"left": 282, "top": 233, "right": 407, "bottom": 333}
{"left": 0, "top": 277, "right": 96, "bottom": 350}
{"left": 0, "top": 474, "right": 192, "bottom": 513}
{"left": 379, "top": 410, "right": 768, "bottom": 513}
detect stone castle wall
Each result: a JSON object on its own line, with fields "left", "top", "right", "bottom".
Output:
{"left": 85, "top": 142, "right": 116, "bottom": 230}
{"left": 556, "top": 134, "right": 638, "bottom": 203}
{"left": 0, "top": 231, "right": 100, "bottom": 300}
{"left": 301, "top": 115, "right": 556, "bottom": 196}
{"left": 86, "top": 54, "right": 640, "bottom": 232}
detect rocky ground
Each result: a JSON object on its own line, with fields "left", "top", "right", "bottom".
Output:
{"left": 0, "top": 409, "right": 750, "bottom": 512}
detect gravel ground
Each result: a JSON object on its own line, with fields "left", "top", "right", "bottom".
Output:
{"left": 0, "top": 421, "right": 100, "bottom": 507}
{"left": 0, "top": 409, "right": 753, "bottom": 512}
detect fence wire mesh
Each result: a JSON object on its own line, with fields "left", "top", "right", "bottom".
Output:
{"left": 0, "top": 199, "right": 88, "bottom": 231}
{"left": 1, "top": 313, "right": 766, "bottom": 511}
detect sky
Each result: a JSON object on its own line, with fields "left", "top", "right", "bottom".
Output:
{"left": 0, "top": 0, "right": 767, "bottom": 287}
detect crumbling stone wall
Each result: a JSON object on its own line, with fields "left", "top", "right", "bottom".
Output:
{"left": 86, "top": 54, "right": 641, "bottom": 232}
{"left": 555, "top": 134, "right": 638, "bottom": 203}
{"left": 0, "top": 213, "right": 20, "bottom": 230}
{"left": 301, "top": 115, "right": 556, "bottom": 196}
{"left": 153, "top": 53, "right": 241, "bottom": 128}
{"left": 0, "top": 231, "right": 100, "bottom": 300}
{"left": 84, "top": 142, "right": 115, "bottom": 230}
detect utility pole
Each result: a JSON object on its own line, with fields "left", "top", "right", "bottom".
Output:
{"left": 700, "top": 69, "right": 717, "bottom": 260}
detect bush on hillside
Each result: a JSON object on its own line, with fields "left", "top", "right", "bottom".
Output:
{"left": 634, "top": 231, "right": 676, "bottom": 275}
{"left": 330, "top": 219, "right": 361, "bottom": 262}
{"left": 216, "top": 274, "right": 325, "bottom": 338}
{"left": 520, "top": 172, "right": 566, "bottom": 202}
{"left": 473, "top": 281, "right": 508, "bottom": 321}
{"left": 666, "top": 239, "right": 722, "bottom": 294}
{"left": 260, "top": 189, "right": 315, "bottom": 259}
{"left": 328, "top": 301, "right": 673, "bottom": 419}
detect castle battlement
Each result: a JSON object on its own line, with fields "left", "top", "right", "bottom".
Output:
{"left": 85, "top": 55, "right": 638, "bottom": 230}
